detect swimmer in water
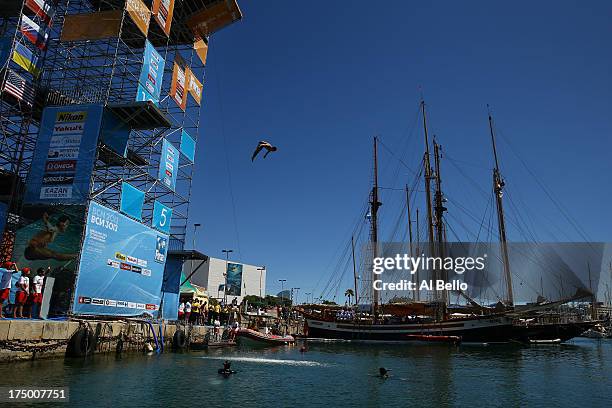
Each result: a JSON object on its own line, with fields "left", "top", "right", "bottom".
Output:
{"left": 378, "top": 367, "right": 390, "bottom": 378}
{"left": 24, "top": 212, "right": 76, "bottom": 261}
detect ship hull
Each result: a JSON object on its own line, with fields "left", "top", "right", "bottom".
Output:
{"left": 305, "top": 316, "right": 515, "bottom": 343}
{"left": 305, "top": 317, "right": 598, "bottom": 344}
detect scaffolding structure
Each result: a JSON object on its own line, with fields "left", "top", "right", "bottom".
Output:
{"left": 1, "top": 0, "right": 242, "bottom": 258}
{"left": 0, "top": 0, "right": 50, "bottom": 259}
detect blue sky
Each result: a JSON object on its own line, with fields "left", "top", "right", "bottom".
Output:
{"left": 189, "top": 1, "right": 611, "bottom": 301}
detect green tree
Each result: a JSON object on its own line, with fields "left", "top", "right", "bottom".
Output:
{"left": 345, "top": 289, "right": 355, "bottom": 305}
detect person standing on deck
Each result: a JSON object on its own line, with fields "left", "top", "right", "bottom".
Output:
{"left": 14, "top": 267, "right": 30, "bottom": 318}
{"left": 178, "top": 302, "right": 185, "bottom": 320}
{"left": 0, "top": 262, "right": 20, "bottom": 319}
{"left": 185, "top": 300, "right": 192, "bottom": 323}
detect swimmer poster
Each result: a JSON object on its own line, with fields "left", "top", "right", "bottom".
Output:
{"left": 72, "top": 200, "right": 169, "bottom": 317}
{"left": 23, "top": 104, "right": 103, "bottom": 204}
{"left": 225, "top": 262, "right": 243, "bottom": 296}
{"left": 11, "top": 205, "right": 86, "bottom": 316}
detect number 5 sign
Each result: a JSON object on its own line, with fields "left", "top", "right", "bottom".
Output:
{"left": 153, "top": 201, "right": 172, "bottom": 233}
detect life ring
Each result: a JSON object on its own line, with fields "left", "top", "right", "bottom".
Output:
{"left": 172, "top": 329, "right": 187, "bottom": 349}
{"left": 67, "top": 328, "right": 95, "bottom": 357}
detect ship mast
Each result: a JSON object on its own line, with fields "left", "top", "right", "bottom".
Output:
{"left": 351, "top": 235, "right": 359, "bottom": 306}
{"left": 488, "top": 111, "right": 514, "bottom": 307}
{"left": 370, "top": 136, "right": 382, "bottom": 317}
{"left": 405, "top": 184, "right": 416, "bottom": 300}
{"left": 421, "top": 101, "right": 437, "bottom": 301}
{"left": 433, "top": 138, "right": 448, "bottom": 312}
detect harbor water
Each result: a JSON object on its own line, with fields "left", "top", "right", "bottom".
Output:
{"left": 3, "top": 338, "right": 611, "bottom": 407}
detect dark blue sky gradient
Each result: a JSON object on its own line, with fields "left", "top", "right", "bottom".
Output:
{"left": 190, "top": 1, "right": 612, "bottom": 300}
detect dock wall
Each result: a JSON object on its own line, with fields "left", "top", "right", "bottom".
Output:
{"left": 0, "top": 319, "right": 209, "bottom": 363}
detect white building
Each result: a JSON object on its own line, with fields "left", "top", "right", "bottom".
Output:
{"left": 183, "top": 256, "right": 266, "bottom": 304}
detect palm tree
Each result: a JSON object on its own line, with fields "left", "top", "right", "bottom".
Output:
{"left": 345, "top": 289, "right": 355, "bottom": 305}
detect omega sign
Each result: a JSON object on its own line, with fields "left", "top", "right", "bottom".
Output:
{"left": 45, "top": 160, "right": 77, "bottom": 172}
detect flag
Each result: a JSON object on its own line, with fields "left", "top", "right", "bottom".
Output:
{"left": 2, "top": 69, "right": 36, "bottom": 107}
{"left": 24, "top": 0, "right": 56, "bottom": 26}
{"left": 186, "top": 68, "right": 202, "bottom": 105}
{"left": 193, "top": 39, "right": 208, "bottom": 66}
{"left": 20, "top": 14, "right": 49, "bottom": 50}
{"left": 12, "top": 42, "right": 41, "bottom": 78}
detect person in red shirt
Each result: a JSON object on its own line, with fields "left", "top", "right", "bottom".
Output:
{"left": 14, "top": 267, "right": 30, "bottom": 318}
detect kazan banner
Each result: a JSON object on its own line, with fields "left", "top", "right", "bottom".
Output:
{"left": 24, "top": 104, "right": 103, "bottom": 204}
{"left": 72, "top": 201, "right": 169, "bottom": 317}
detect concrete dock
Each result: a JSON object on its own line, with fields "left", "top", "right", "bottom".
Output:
{"left": 0, "top": 319, "right": 210, "bottom": 363}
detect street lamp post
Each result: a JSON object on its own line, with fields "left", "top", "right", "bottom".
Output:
{"left": 257, "top": 267, "right": 265, "bottom": 298}
{"left": 222, "top": 249, "right": 233, "bottom": 305}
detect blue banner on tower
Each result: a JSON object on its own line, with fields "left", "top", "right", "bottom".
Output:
{"left": 180, "top": 129, "right": 196, "bottom": 162}
{"left": 158, "top": 138, "right": 178, "bottom": 191}
{"left": 100, "top": 109, "right": 130, "bottom": 157}
{"left": 152, "top": 200, "right": 172, "bottom": 234}
{"left": 135, "top": 40, "right": 165, "bottom": 104}
{"left": 120, "top": 182, "right": 145, "bottom": 221}
{"left": 24, "top": 104, "right": 103, "bottom": 204}
{"left": 72, "top": 201, "right": 169, "bottom": 317}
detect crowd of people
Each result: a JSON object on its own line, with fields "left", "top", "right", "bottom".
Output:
{"left": 178, "top": 297, "right": 242, "bottom": 328}
{"left": 0, "top": 261, "right": 47, "bottom": 319}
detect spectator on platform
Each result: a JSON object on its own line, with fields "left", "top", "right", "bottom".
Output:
{"left": 185, "top": 300, "right": 192, "bottom": 322}
{"left": 29, "top": 267, "right": 46, "bottom": 319}
{"left": 14, "top": 267, "right": 30, "bottom": 318}
{"left": 178, "top": 302, "right": 185, "bottom": 320}
{"left": 201, "top": 301, "right": 208, "bottom": 324}
{"left": 0, "top": 262, "right": 20, "bottom": 319}
{"left": 191, "top": 299, "right": 200, "bottom": 324}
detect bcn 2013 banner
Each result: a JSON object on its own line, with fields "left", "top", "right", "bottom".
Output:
{"left": 24, "top": 104, "right": 103, "bottom": 204}
{"left": 72, "top": 200, "right": 169, "bottom": 316}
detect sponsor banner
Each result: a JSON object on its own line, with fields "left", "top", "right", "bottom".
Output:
{"left": 42, "top": 173, "right": 74, "bottom": 185}
{"left": 49, "top": 134, "right": 82, "bottom": 148}
{"left": 152, "top": 200, "right": 172, "bottom": 234}
{"left": 136, "top": 40, "right": 165, "bottom": 104}
{"left": 169, "top": 62, "right": 187, "bottom": 111}
{"left": 155, "top": 235, "right": 167, "bottom": 264}
{"left": 180, "top": 130, "right": 196, "bottom": 162}
{"left": 193, "top": 39, "right": 208, "bottom": 66}
{"left": 2, "top": 69, "right": 36, "bottom": 107}
{"left": 158, "top": 138, "right": 179, "bottom": 191}
{"left": 119, "top": 182, "right": 145, "bottom": 221}
{"left": 12, "top": 41, "right": 41, "bottom": 77}
{"left": 186, "top": 67, "right": 203, "bottom": 105}
{"left": 126, "top": 0, "right": 151, "bottom": 37}
{"left": 60, "top": 10, "right": 123, "bottom": 42}
{"left": 152, "top": 0, "right": 175, "bottom": 36}
{"left": 226, "top": 263, "right": 243, "bottom": 296}
{"left": 72, "top": 201, "right": 168, "bottom": 316}
{"left": 47, "top": 147, "right": 80, "bottom": 160}
{"left": 10, "top": 205, "right": 86, "bottom": 317}
{"left": 187, "top": 0, "right": 242, "bottom": 39}
{"left": 24, "top": 104, "right": 103, "bottom": 204}
{"left": 20, "top": 14, "right": 49, "bottom": 50}
{"left": 25, "top": 0, "right": 56, "bottom": 26}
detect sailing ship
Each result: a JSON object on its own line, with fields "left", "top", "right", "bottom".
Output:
{"left": 301, "top": 101, "right": 599, "bottom": 344}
